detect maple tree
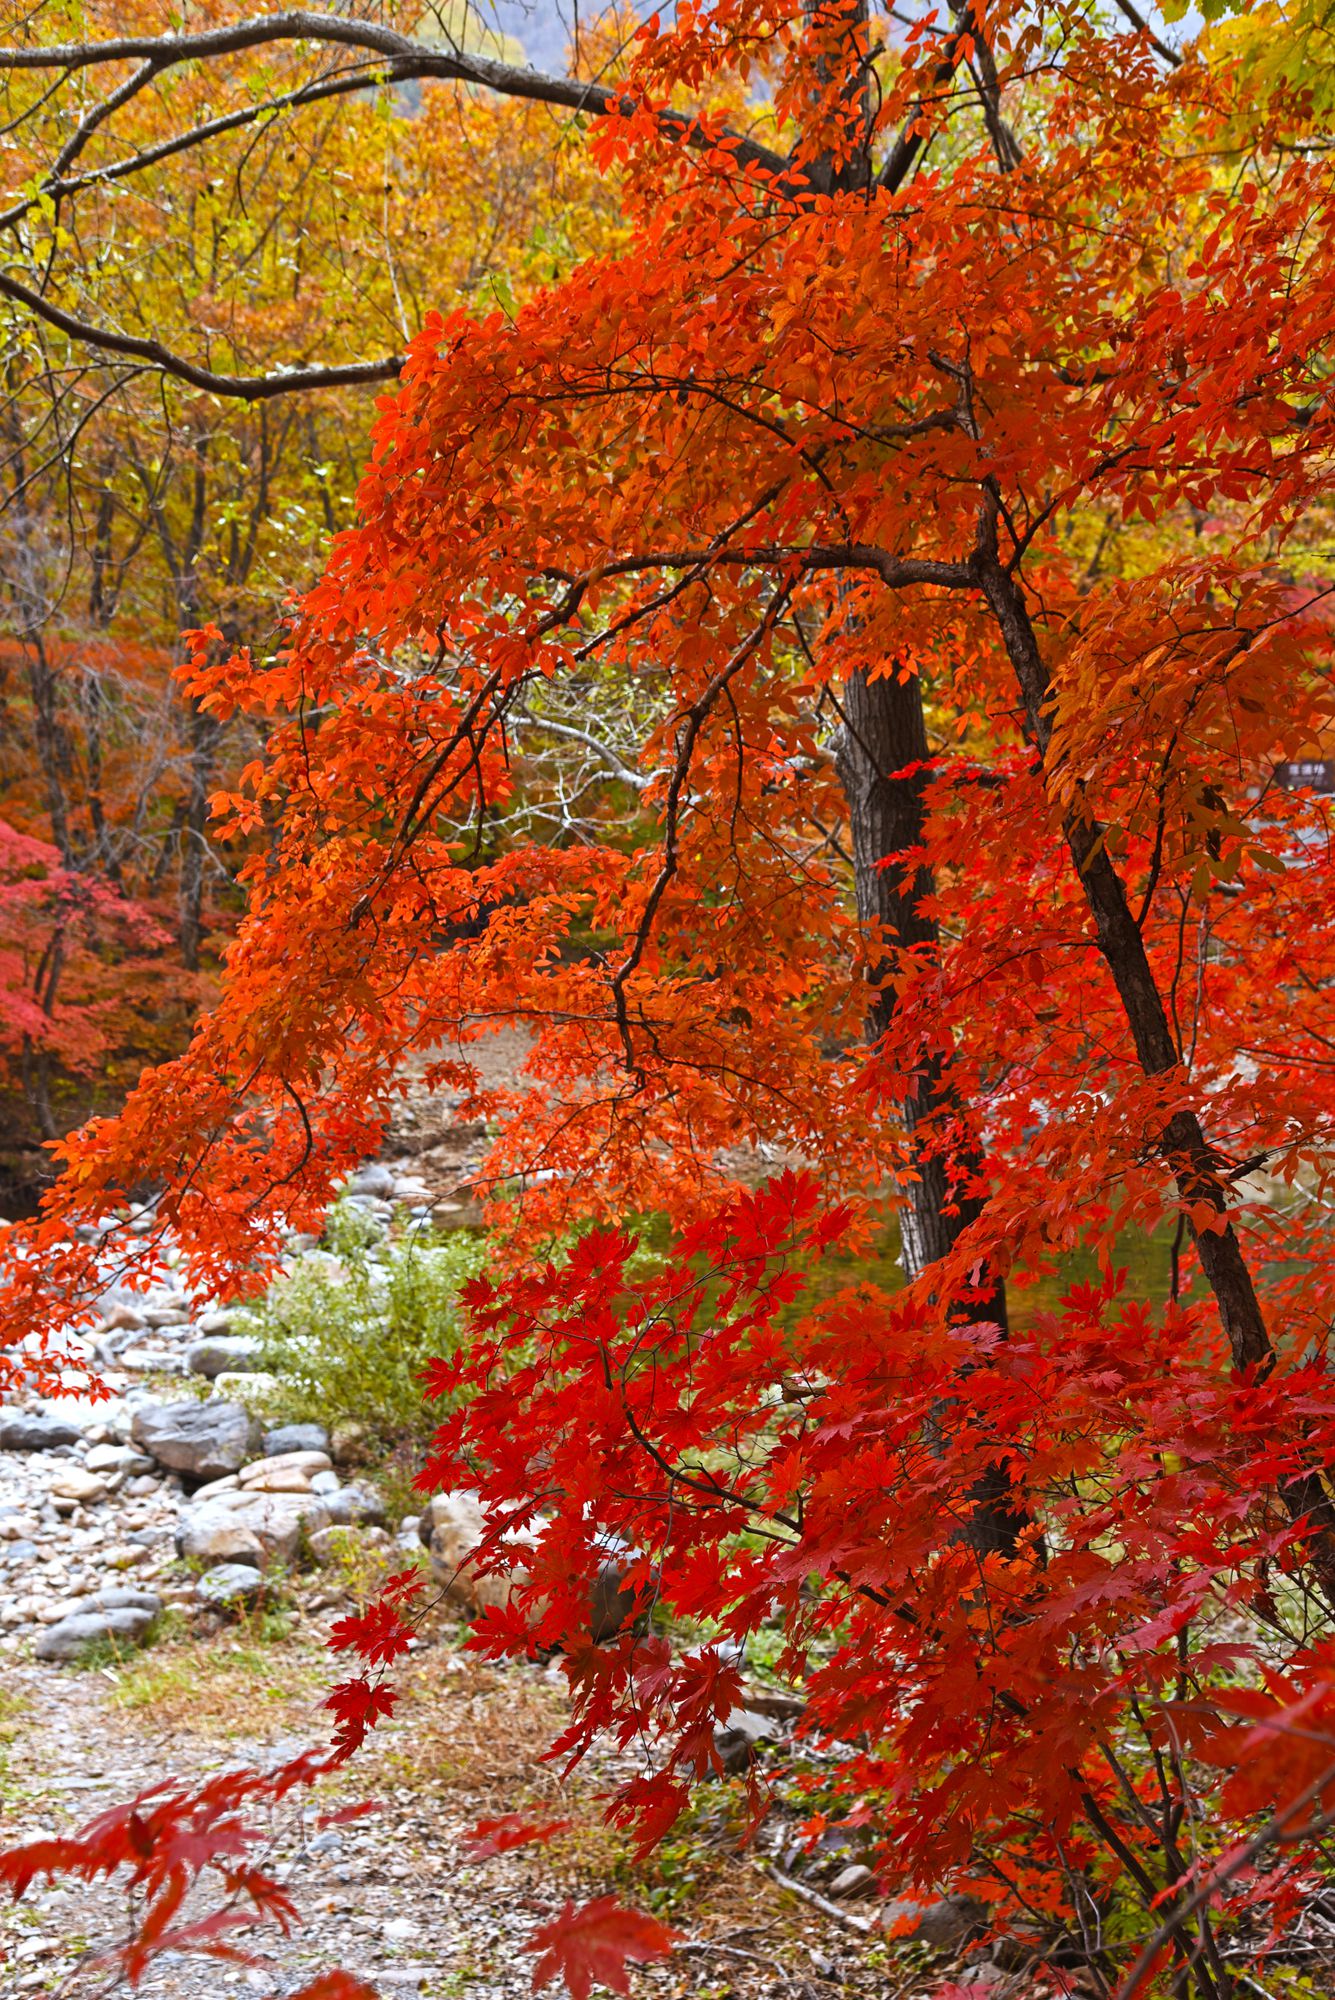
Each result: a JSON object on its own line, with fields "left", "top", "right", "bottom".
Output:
{"left": 0, "top": 810, "right": 191, "bottom": 1227}
{"left": 3, "top": 0, "right": 1335, "bottom": 1995}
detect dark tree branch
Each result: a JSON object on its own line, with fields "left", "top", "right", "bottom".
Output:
{"left": 0, "top": 10, "right": 789, "bottom": 173}
{"left": 549, "top": 543, "right": 974, "bottom": 590}
{"left": 877, "top": 12, "right": 974, "bottom": 192}
{"left": 50, "top": 55, "right": 161, "bottom": 183}
{"left": 0, "top": 265, "right": 404, "bottom": 399}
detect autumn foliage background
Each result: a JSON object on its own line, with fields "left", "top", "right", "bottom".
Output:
{"left": 3, "top": 0, "right": 1335, "bottom": 1995}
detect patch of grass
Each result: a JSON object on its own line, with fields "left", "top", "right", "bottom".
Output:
{"left": 0, "top": 1744, "right": 34, "bottom": 1811}
{"left": 358, "top": 1650, "right": 568, "bottom": 1806}
{"left": 0, "top": 1685, "right": 29, "bottom": 1743}
{"left": 108, "top": 1632, "right": 326, "bottom": 1733}
{"left": 233, "top": 1597, "right": 297, "bottom": 1646}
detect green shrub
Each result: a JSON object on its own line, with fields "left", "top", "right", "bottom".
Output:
{"left": 239, "top": 1206, "right": 488, "bottom": 1450}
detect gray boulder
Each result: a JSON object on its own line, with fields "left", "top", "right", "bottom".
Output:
{"left": 35, "top": 1604, "right": 156, "bottom": 1661}
{"left": 323, "top": 1483, "right": 386, "bottom": 1528}
{"left": 186, "top": 1336, "right": 262, "bottom": 1380}
{"left": 196, "top": 1564, "right": 265, "bottom": 1609}
{"left": 176, "top": 1505, "right": 266, "bottom": 1569}
{"left": 131, "top": 1400, "right": 259, "bottom": 1482}
{"left": 881, "top": 1894, "right": 988, "bottom": 1951}
{"left": 177, "top": 1489, "right": 330, "bottom": 1569}
{"left": 0, "top": 1411, "right": 82, "bottom": 1452}
{"left": 96, "top": 1586, "right": 162, "bottom": 1614}
{"left": 349, "top": 1163, "right": 395, "bottom": 1199}
{"left": 263, "top": 1423, "right": 329, "bottom": 1457}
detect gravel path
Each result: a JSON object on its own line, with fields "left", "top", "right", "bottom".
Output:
{"left": 1, "top": 1625, "right": 626, "bottom": 1999}
{"left": 1, "top": 1585, "right": 918, "bottom": 2000}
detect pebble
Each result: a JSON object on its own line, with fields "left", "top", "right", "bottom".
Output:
{"left": 829, "top": 1863, "right": 876, "bottom": 1898}
{"left": 51, "top": 1469, "right": 108, "bottom": 1506}
{"left": 84, "top": 1444, "right": 153, "bottom": 1475}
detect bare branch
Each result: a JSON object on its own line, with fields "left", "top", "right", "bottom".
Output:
{"left": 0, "top": 10, "right": 789, "bottom": 174}
{"left": 50, "top": 56, "right": 160, "bottom": 183}
{"left": 0, "top": 266, "right": 404, "bottom": 400}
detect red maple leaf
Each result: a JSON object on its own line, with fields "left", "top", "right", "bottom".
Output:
{"left": 528, "top": 1896, "right": 680, "bottom": 2000}
{"left": 287, "top": 1975, "right": 381, "bottom": 2000}
{"left": 463, "top": 1813, "right": 573, "bottom": 1857}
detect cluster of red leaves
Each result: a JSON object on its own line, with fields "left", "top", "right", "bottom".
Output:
{"left": 418, "top": 1172, "right": 1335, "bottom": 1954}
{"left": 0, "top": 1555, "right": 416, "bottom": 1988}
{"left": 528, "top": 1898, "right": 679, "bottom": 2000}
{"left": 0, "top": 1754, "right": 374, "bottom": 1995}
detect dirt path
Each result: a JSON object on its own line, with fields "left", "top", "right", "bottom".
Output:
{"left": 2, "top": 1622, "right": 584, "bottom": 1999}
{"left": 1, "top": 1614, "right": 908, "bottom": 2000}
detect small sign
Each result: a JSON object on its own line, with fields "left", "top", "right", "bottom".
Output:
{"left": 1275, "top": 759, "right": 1335, "bottom": 794}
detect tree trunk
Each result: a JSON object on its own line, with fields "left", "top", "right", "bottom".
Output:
{"left": 835, "top": 666, "right": 1003, "bottom": 1304}
{"left": 836, "top": 663, "right": 1024, "bottom": 1556}
{"left": 974, "top": 541, "right": 1335, "bottom": 1590}
{"left": 24, "top": 635, "right": 76, "bottom": 867}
